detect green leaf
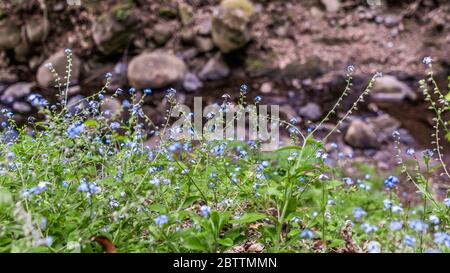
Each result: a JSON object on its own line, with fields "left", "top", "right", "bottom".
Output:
{"left": 181, "top": 195, "right": 201, "bottom": 209}
{"left": 223, "top": 228, "right": 241, "bottom": 241}
{"left": 230, "top": 212, "right": 267, "bottom": 224}
{"left": 183, "top": 237, "right": 206, "bottom": 251}
{"left": 0, "top": 188, "right": 13, "bottom": 208}
{"left": 84, "top": 119, "right": 99, "bottom": 127}
{"left": 282, "top": 198, "right": 298, "bottom": 218}
{"left": 217, "top": 238, "right": 234, "bottom": 247}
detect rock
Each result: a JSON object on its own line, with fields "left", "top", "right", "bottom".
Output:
{"left": 367, "top": 114, "right": 400, "bottom": 143}
{"left": 371, "top": 75, "right": 417, "bottom": 102}
{"left": 92, "top": 8, "right": 135, "bottom": 55}
{"left": 196, "top": 20, "right": 212, "bottom": 36}
{"left": 127, "top": 51, "right": 187, "bottom": 89}
{"left": 180, "top": 28, "right": 195, "bottom": 45}
{"left": 260, "top": 82, "right": 272, "bottom": 94}
{"left": 0, "top": 71, "right": 19, "bottom": 83}
{"left": 36, "top": 50, "right": 82, "bottom": 88}
{"left": 384, "top": 15, "right": 399, "bottom": 28}
{"left": 67, "top": 95, "right": 88, "bottom": 114}
{"left": 0, "top": 20, "right": 21, "bottom": 50}
{"left": 1, "top": 82, "right": 34, "bottom": 104}
{"left": 245, "top": 53, "right": 276, "bottom": 77}
{"left": 199, "top": 54, "right": 230, "bottom": 81}
{"left": 195, "top": 36, "right": 214, "bottom": 52}
{"left": 68, "top": 85, "right": 81, "bottom": 96}
{"left": 279, "top": 104, "right": 299, "bottom": 121}
{"left": 12, "top": 102, "right": 31, "bottom": 113}
{"left": 183, "top": 73, "right": 203, "bottom": 92}
{"left": 153, "top": 21, "right": 178, "bottom": 46}
{"left": 282, "top": 57, "right": 325, "bottom": 80}
{"left": 248, "top": 243, "right": 264, "bottom": 253}
{"left": 178, "top": 3, "right": 194, "bottom": 25}
{"left": 25, "top": 16, "right": 49, "bottom": 44}
{"left": 14, "top": 39, "right": 30, "bottom": 62}
{"left": 101, "top": 96, "right": 122, "bottom": 117}
{"left": 211, "top": 0, "right": 254, "bottom": 53}
{"left": 321, "top": 0, "right": 341, "bottom": 13}
{"left": 344, "top": 119, "right": 379, "bottom": 149}
{"left": 299, "top": 102, "right": 322, "bottom": 121}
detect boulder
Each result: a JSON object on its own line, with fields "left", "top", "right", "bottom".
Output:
{"left": 127, "top": 51, "right": 187, "bottom": 89}
{"left": 25, "top": 16, "right": 49, "bottom": 44}
{"left": 320, "top": 0, "right": 341, "bottom": 13}
{"left": 101, "top": 96, "right": 122, "bottom": 117}
{"left": 211, "top": 0, "right": 254, "bottom": 53}
{"left": 178, "top": 3, "right": 194, "bottom": 25}
{"left": 183, "top": 73, "right": 203, "bottom": 92}
{"left": 371, "top": 75, "right": 417, "bottom": 102}
{"left": 12, "top": 102, "right": 32, "bottom": 113}
{"left": 199, "top": 54, "right": 230, "bottom": 81}
{"left": 0, "top": 20, "right": 21, "bottom": 50}
{"left": 1, "top": 82, "right": 34, "bottom": 104}
{"left": 344, "top": 119, "right": 379, "bottom": 149}
{"left": 195, "top": 36, "right": 214, "bottom": 53}
{"left": 299, "top": 102, "right": 323, "bottom": 121}
{"left": 367, "top": 114, "right": 400, "bottom": 143}
{"left": 36, "top": 50, "right": 82, "bottom": 88}
{"left": 152, "top": 21, "right": 178, "bottom": 46}
{"left": 92, "top": 7, "right": 136, "bottom": 55}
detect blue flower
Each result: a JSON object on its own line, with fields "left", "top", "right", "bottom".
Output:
{"left": 434, "top": 232, "right": 450, "bottom": 247}
{"left": 406, "top": 148, "right": 415, "bottom": 156}
{"left": 77, "top": 182, "right": 89, "bottom": 192}
{"left": 110, "top": 122, "right": 120, "bottom": 130}
{"left": 409, "top": 219, "right": 428, "bottom": 233}
{"left": 166, "top": 88, "right": 177, "bottom": 98}
{"left": 353, "top": 207, "right": 367, "bottom": 222}
{"left": 383, "top": 175, "right": 399, "bottom": 189}
{"left": 200, "top": 205, "right": 211, "bottom": 217}
{"left": 367, "top": 241, "right": 381, "bottom": 253}
{"left": 144, "top": 88, "right": 152, "bottom": 95}
{"left": 300, "top": 229, "right": 315, "bottom": 239}
{"left": 428, "top": 215, "right": 440, "bottom": 225}
{"left": 383, "top": 199, "right": 392, "bottom": 210}
{"left": 404, "top": 234, "right": 416, "bottom": 246}
{"left": 347, "top": 65, "right": 355, "bottom": 74}
{"left": 389, "top": 220, "right": 403, "bottom": 231}
{"left": 444, "top": 198, "right": 450, "bottom": 207}
{"left": 342, "top": 177, "right": 353, "bottom": 185}
{"left": 254, "top": 96, "right": 262, "bottom": 103}
{"left": 423, "top": 149, "right": 434, "bottom": 157}
{"left": 240, "top": 84, "right": 248, "bottom": 94}
{"left": 105, "top": 72, "right": 113, "bottom": 78}
{"left": 361, "top": 222, "right": 379, "bottom": 234}
{"left": 128, "top": 87, "right": 136, "bottom": 94}
{"left": 392, "top": 205, "right": 403, "bottom": 214}
{"left": 155, "top": 215, "right": 168, "bottom": 225}
{"left": 67, "top": 122, "right": 85, "bottom": 139}
{"left": 422, "top": 56, "right": 432, "bottom": 65}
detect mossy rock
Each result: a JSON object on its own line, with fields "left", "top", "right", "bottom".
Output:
{"left": 0, "top": 20, "right": 22, "bottom": 50}
{"left": 92, "top": 4, "right": 137, "bottom": 55}
{"left": 220, "top": 0, "right": 254, "bottom": 17}
{"left": 212, "top": 0, "right": 254, "bottom": 53}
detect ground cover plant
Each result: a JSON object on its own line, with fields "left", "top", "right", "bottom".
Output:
{"left": 0, "top": 51, "right": 449, "bottom": 253}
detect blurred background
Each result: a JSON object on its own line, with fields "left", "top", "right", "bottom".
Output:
{"left": 0, "top": 0, "right": 449, "bottom": 187}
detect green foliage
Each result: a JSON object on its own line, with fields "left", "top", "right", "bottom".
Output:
{"left": 0, "top": 53, "right": 449, "bottom": 253}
